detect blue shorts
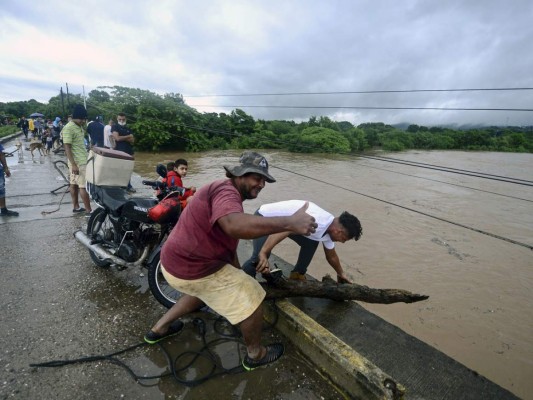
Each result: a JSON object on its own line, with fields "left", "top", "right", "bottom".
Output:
{"left": 0, "top": 169, "right": 5, "bottom": 198}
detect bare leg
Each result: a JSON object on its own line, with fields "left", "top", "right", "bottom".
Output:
{"left": 239, "top": 305, "right": 266, "bottom": 359}
{"left": 80, "top": 188, "right": 92, "bottom": 212}
{"left": 70, "top": 184, "right": 79, "bottom": 209}
{"left": 150, "top": 294, "right": 204, "bottom": 334}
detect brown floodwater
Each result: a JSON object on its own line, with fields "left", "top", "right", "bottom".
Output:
{"left": 133, "top": 149, "right": 533, "bottom": 399}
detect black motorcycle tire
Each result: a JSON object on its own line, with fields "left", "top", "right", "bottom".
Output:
{"left": 147, "top": 252, "right": 182, "bottom": 309}
{"left": 86, "top": 208, "right": 113, "bottom": 268}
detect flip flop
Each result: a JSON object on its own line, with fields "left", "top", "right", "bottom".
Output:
{"left": 144, "top": 320, "right": 184, "bottom": 344}
{"left": 242, "top": 343, "right": 284, "bottom": 371}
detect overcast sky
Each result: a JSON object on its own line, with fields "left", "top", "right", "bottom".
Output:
{"left": 1, "top": 0, "right": 532, "bottom": 126}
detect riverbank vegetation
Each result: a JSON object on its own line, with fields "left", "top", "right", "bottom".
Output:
{"left": 0, "top": 125, "right": 18, "bottom": 138}
{"left": 1, "top": 86, "right": 532, "bottom": 153}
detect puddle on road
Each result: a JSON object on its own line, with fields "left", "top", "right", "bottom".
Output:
{"left": 83, "top": 315, "right": 347, "bottom": 399}
{"left": 80, "top": 264, "right": 345, "bottom": 399}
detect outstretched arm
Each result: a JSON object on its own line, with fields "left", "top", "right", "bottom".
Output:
{"left": 324, "top": 247, "right": 352, "bottom": 284}
{"left": 217, "top": 202, "right": 316, "bottom": 240}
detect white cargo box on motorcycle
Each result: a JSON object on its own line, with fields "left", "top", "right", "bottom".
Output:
{"left": 86, "top": 147, "right": 134, "bottom": 187}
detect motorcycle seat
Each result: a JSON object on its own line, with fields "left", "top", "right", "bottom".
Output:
{"left": 88, "top": 184, "right": 130, "bottom": 214}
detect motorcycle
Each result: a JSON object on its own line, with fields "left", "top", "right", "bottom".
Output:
{"left": 74, "top": 164, "right": 184, "bottom": 308}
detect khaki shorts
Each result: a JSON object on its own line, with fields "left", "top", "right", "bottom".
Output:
{"left": 162, "top": 264, "right": 266, "bottom": 325}
{"left": 69, "top": 164, "right": 87, "bottom": 187}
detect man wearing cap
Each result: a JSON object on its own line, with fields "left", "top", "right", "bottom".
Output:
{"left": 144, "top": 151, "right": 318, "bottom": 371}
{"left": 242, "top": 201, "right": 362, "bottom": 283}
{"left": 86, "top": 116, "right": 105, "bottom": 148}
{"left": 63, "top": 104, "right": 92, "bottom": 215}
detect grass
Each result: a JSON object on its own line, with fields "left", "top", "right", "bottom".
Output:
{"left": 0, "top": 126, "right": 19, "bottom": 138}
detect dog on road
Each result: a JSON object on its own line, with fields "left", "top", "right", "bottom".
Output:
{"left": 25, "top": 141, "right": 45, "bottom": 161}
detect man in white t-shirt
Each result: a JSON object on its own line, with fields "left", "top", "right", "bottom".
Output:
{"left": 242, "top": 200, "right": 362, "bottom": 283}
{"left": 103, "top": 118, "right": 114, "bottom": 148}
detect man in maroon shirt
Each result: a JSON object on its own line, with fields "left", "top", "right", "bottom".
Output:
{"left": 145, "top": 151, "right": 318, "bottom": 370}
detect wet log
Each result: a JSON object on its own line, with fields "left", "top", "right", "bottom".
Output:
{"left": 261, "top": 274, "right": 429, "bottom": 304}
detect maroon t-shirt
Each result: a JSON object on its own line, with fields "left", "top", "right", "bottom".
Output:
{"left": 160, "top": 179, "right": 243, "bottom": 279}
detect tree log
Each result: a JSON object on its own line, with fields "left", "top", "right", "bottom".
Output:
{"left": 260, "top": 274, "right": 429, "bottom": 304}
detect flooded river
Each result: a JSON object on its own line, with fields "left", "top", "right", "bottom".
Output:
{"left": 133, "top": 149, "right": 533, "bottom": 399}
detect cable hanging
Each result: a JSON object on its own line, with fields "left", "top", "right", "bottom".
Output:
{"left": 271, "top": 165, "right": 533, "bottom": 251}
{"left": 85, "top": 101, "right": 533, "bottom": 250}
{"left": 188, "top": 104, "right": 533, "bottom": 112}
{"left": 183, "top": 87, "right": 533, "bottom": 97}
{"left": 354, "top": 162, "right": 533, "bottom": 204}
{"left": 357, "top": 155, "right": 533, "bottom": 186}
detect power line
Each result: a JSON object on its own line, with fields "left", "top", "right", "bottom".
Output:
{"left": 271, "top": 165, "right": 533, "bottom": 251}
{"left": 87, "top": 100, "right": 532, "bottom": 187}
{"left": 184, "top": 87, "right": 533, "bottom": 97}
{"left": 188, "top": 104, "right": 533, "bottom": 112}
{"left": 361, "top": 154, "right": 533, "bottom": 183}
{"left": 354, "top": 162, "right": 533, "bottom": 204}
{"left": 357, "top": 155, "right": 533, "bottom": 186}
{"left": 86, "top": 101, "right": 532, "bottom": 249}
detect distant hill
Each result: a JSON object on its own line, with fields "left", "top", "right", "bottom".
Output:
{"left": 392, "top": 122, "right": 532, "bottom": 131}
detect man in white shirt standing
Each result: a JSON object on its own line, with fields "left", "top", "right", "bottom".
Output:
{"left": 242, "top": 200, "right": 362, "bottom": 283}
{"left": 103, "top": 118, "right": 115, "bottom": 149}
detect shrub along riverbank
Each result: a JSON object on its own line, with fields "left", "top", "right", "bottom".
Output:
{"left": 2, "top": 86, "right": 532, "bottom": 153}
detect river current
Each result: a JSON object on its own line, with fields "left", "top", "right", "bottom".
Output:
{"left": 133, "top": 149, "right": 533, "bottom": 399}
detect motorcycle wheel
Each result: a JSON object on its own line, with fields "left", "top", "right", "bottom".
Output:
{"left": 148, "top": 252, "right": 182, "bottom": 309}
{"left": 86, "top": 208, "right": 113, "bottom": 268}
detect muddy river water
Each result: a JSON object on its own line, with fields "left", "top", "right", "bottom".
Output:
{"left": 133, "top": 149, "right": 533, "bottom": 399}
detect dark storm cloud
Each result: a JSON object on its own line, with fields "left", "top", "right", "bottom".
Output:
{"left": 2, "top": 0, "right": 532, "bottom": 126}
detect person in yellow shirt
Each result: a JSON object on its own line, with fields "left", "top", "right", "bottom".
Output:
{"left": 28, "top": 119, "right": 35, "bottom": 139}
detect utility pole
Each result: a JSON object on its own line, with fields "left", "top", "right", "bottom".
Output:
{"left": 83, "top": 85, "right": 87, "bottom": 109}
{"left": 60, "top": 87, "right": 65, "bottom": 116}
{"left": 65, "top": 83, "right": 71, "bottom": 111}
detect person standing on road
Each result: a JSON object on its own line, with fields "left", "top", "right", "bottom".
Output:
{"left": 112, "top": 113, "right": 135, "bottom": 193}
{"left": 17, "top": 116, "right": 29, "bottom": 141}
{"left": 144, "top": 151, "right": 318, "bottom": 371}
{"left": 103, "top": 118, "right": 114, "bottom": 148}
{"left": 62, "top": 104, "right": 92, "bottom": 215}
{"left": 0, "top": 143, "right": 18, "bottom": 217}
{"left": 87, "top": 116, "right": 105, "bottom": 148}
{"left": 34, "top": 118, "right": 43, "bottom": 140}
{"left": 242, "top": 200, "right": 362, "bottom": 282}
{"left": 52, "top": 117, "right": 62, "bottom": 149}
{"left": 28, "top": 118, "right": 35, "bottom": 139}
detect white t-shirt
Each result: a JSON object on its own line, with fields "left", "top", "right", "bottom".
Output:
{"left": 103, "top": 124, "right": 113, "bottom": 148}
{"left": 258, "top": 200, "right": 335, "bottom": 249}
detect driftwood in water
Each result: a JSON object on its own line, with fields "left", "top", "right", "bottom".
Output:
{"left": 261, "top": 274, "right": 429, "bottom": 304}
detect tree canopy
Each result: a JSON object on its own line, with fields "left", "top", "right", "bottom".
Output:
{"left": 1, "top": 86, "right": 531, "bottom": 153}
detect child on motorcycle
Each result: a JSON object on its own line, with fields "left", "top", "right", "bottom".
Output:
{"left": 157, "top": 159, "right": 196, "bottom": 208}
{"left": 173, "top": 159, "right": 196, "bottom": 207}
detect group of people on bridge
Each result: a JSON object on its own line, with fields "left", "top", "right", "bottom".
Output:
{"left": 3, "top": 104, "right": 364, "bottom": 373}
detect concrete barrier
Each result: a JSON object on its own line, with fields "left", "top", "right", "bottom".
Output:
{"left": 264, "top": 300, "right": 404, "bottom": 400}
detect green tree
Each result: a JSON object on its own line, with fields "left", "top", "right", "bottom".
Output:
{"left": 289, "top": 127, "right": 350, "bottom": 153}
{"left": 230, "top": 109, "right": 255, "bottom": 135}
{"left": 407, "top": 124, "right": 419, "bottom": 133}
{"left": 88, "top": 89, "right": 111, "bottom": 104}
{"left": 342, "top": 127, "right": 368, "bottom": 151}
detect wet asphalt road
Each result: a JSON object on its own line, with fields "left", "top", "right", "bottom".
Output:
{"left": 0, "top": 138, "right": 341, "bottom": 400}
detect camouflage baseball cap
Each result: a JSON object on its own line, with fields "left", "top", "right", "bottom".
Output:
{"left": 224, "top": 151, "right": 276, "bottom": 183}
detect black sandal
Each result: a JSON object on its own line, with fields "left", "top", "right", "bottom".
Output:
{"left": 144, "top": 320, "right": 184, "bottom": 344}
{"left": 242, "top": 343, "right": 284, "bottom": 371}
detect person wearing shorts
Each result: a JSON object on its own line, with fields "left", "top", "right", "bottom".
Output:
{"left": 144, "top": 151, "right": 318, "bottom": 371}
{"left": 62, "top": 104, "right": 92, "bottom": 215}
